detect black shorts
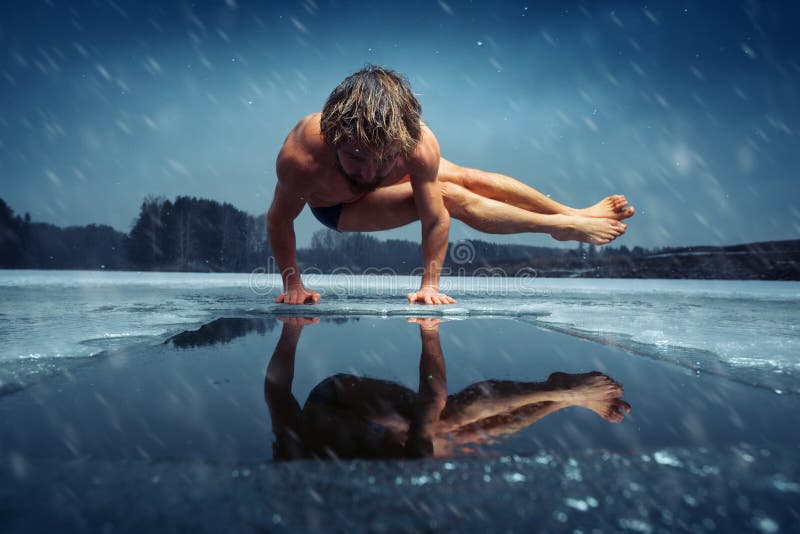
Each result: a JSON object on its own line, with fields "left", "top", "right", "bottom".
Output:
{"left": 310, "top": 204, "right": 343, "bottom": 232}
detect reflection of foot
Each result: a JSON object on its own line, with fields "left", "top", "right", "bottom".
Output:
{"left": 576, "top": 195, "right": 636, "bottom": 221}
{"left": 546, "top": 371, "right": 623, "bottom": 401}
{"left": 549, "top": 215, "right": 627, "bottom": 245}
{"left": 546, "top": 372, "right": 631, "bottom": 422}
{"left": 582, "top": 398, "right": 632, "bottom": 423}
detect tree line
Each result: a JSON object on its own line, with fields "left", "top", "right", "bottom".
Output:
{"left": 0, "top": 196, "right": 271, "bottom": 271}
{"left": 1, "top": 198, "right": 128, "bottom": 269}
{"left": 0, "top": 195, "right": 587, "bottom": 272}
{"left": 126, "top": 196, "right": 268, "bottom": 271}
{"left": 1, "top": 196, "right": 797, "bottom": 279}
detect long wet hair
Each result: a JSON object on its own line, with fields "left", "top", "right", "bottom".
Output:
{"left": 320, "top": 65, "right": 422, "bottom": 158}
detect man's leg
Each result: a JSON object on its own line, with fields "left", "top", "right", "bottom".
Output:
{"left": 338, "top": 181, "right": 627, "bottom": 245}
{"left": 438, "top": 158, "right": 636, "bottom": 220}
{"left": 440, "top": 181, "right": 627, "bottom": 243}
{"left": 337, "top": 182, "right": 419, "bottom": 232}
{"left": 438, "top": 372, "right": 630, "bottom": 432}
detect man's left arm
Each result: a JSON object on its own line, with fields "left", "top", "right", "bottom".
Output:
{"left": 407, "top": 148, "right": 456, "bottom": 306}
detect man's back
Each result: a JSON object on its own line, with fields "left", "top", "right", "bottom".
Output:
{"left": 275, "top": 112, "right": 437, "bottom": 208}
{"left": 275, "top": 113, "right": 336, "bottom": 206}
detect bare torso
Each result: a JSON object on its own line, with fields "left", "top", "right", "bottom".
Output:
{"left": 277, "top": 112, "right": 437, "bottom": 207}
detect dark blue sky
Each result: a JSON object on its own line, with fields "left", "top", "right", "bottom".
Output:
{"left": 1, "top": 0, "right": 798, "bottom": 247}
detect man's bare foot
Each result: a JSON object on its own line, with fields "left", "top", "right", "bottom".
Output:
{"left": 575, "top": 195, "right": 635, "bottom": 221}
{"left": 549, "top": 214, "right": 627, "bottom": 245}
{"left": 581, "top": 398, "right": 632, "bottom": 423}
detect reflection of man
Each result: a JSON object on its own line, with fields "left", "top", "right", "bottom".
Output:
{"left": 264, "top": 317, "right": 631, "bottom": 460}
{"left": 267, "top": 65, "right": 635, "bottom": 305}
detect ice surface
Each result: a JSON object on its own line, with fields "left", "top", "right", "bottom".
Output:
{"left": 1, "top": 271, "right": 798, "bottom": 394}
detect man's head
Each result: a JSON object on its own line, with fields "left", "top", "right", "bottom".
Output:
{"left": 321, "top": 65, "right": 422, "bottom": 192}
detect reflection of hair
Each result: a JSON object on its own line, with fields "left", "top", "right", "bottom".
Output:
{"left": 321, "top": 65, "right": 422, "bottom": 158}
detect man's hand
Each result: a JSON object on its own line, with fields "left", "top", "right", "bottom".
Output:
{"left": 277, "top": 317, "right": 320, "bottom": 327}
{"left": 407, "top": 317, "right": 442, "bottom": 330}
{"left": 407, "top": 286, "right": 456, "bottom": 305}
{"left": 275, "top": 286, "right": 321, "bottom": 305}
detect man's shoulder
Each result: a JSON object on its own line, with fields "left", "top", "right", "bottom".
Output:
{"left": 277, "top": 113, "right": 326, "bottom": 180}
{"left": 407, "top": 122, "right": 441, "bottom": 180}
{"left": 296, "top": 112, "right": 323, "bottom": 137}
{"left": 281, "top": 113, "right": 323, "bottom": 152}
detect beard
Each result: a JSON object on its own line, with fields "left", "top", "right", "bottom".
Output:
{"left": 335, "top": 154, "right": 385, "bottom": 195}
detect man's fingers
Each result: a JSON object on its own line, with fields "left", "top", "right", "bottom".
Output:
{"left": 285, "top": 290, "right": 451, "bottom": 305}
{"left": 276, "top": 290, "right": 320, "bottom": 305}
{"left": 408, "top": 292, "right": 458, "bottom": 305}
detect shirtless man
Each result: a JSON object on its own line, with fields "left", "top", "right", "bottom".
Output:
{"left": 268, "top": 65, "right": 634, "bottom": 306}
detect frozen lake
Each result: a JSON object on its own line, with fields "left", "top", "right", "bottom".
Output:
{"left": 1, "top": 271, "right": 798, "bottom": 396}
{"left": 1, "top": 309, "right": 799, "bottom": 531}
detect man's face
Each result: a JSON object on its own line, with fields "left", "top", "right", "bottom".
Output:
{"left": 335, "top": 141, "right": 400, "bottom": 195}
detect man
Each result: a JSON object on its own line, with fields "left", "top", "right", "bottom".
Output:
{"left": 268, "top": 65, "right": 634, "bottom": 306}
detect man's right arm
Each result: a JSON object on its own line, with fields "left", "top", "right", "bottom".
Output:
{"left": 267, "top": 165, "right": 320, "bottom": 304}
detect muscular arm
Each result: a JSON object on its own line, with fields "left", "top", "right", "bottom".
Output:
{"left": 264, "top": 318, "right": 318, "bottom": 459}
{"left": 406, "top": 320, "right": 448, "bottom": 456}
{"left": 407, "top": 134, "right": 456, "bottom": 305}
{"left": 267, "top": 153, "right": 320, "bottom": 304}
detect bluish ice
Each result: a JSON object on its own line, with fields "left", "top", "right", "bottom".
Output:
{"left": 1, "top": 270, "right": 798, "bottom": 396}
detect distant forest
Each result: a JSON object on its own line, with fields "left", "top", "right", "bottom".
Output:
{"left": 1, "top": 197, "right": 798, "bottom": 279}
